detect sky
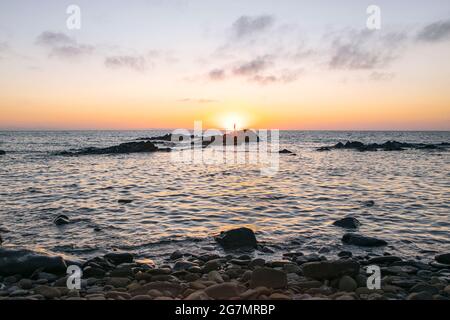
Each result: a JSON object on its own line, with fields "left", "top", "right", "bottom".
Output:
{"left": 0, "top": 0, "right": 449, "bottom": 130}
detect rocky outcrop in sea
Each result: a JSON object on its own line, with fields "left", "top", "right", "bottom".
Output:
{"left": 317, "top": 141, "right": 450, "bottom": 152}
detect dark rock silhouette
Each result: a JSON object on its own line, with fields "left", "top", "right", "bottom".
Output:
{"left": 342, "top": 233, "right": 387, "bottom": 247}
{"left": 0, "top": 150, "right": 5, "bottom": 155}
{"left": 279, "top": 149, "right": 295, "bottom": 155}
{"left": 57, "top": 141, "right": 159, "bottom": 156}
{"left": 104, "top": 252, "right": 134, "bottom": 265}
{"left": 362, "top": 200, "right": 375, "bottom": 207}
{"left": 317, "top": 140, "right": 449, "bottom": 152}
{"left": 435, "top": 253, "right": 450, "bottom": 265}
{"left": 53, "top": 214, "right": 70, "bottom": 226}
{"left": 333, "top": 217, "right": 360, "bottom": 229}
{"left": 118, "top": 199, "right": 133, "bottom": 204}
{"left": 302, "top": 260, "right": 360, "bottom": 280}
{"left": 0, "top": 248, "right": 67, "bottom": 276}
{"left": 215, "top": 227, "right": 257, "bottom": 249}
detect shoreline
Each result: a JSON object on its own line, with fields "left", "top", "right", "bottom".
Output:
{"left": 1, "top": 229, "right": 449, "bottom": 301}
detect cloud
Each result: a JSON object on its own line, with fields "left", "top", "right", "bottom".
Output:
{"left": 250, "top": 69, "right": 302, "bottom": 85}
{"left": 35, "top": 31, "right": 74, "bottom": 47}
{"left": 208, "top": 68, "right": 226, "bottom": 80}
{"left": 178, "top": 98, "right": 218, "bottom": 104}
{"left": 232, "top": 56, "right": 271, "bottom": 76}
{"left": 232, "top": 15, "right": 274, "bottom": 39}
{"left": 328, "top": 29, "right": 407, "bottom": 70}
{"left": 35, "top": 31, "right": 94, "bottom": 60}
{"left": 50, "top": 45, "right": 94, "bottom": 59}
{"left": 416, "top": 20, "right": 450, "bottom": 42}
{"left": 369, "top": 71, "right": 395, "bottom": 81}
{"left": 104, "top": 55, "right": 147, "bottom": 71}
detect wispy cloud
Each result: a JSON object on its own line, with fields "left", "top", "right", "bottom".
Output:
{"left": 328, "top": 29, "right": 407, "bottom": 70}
{"left": 416, "top": 19, "right": 450, "bottom": 42}
{"left": 369, "top": 71, "right": 395, "bottom": 82}
{"left": 208, "top": 68, "right": 226, "bottom": 80}
{"left": 104, "top": 55, "right": 147, "bottom": 72}
{"left": 232, "top": 56, "right": 271, "bottom": 76}
{"left": 232, "top": 15, "right": 274, "bottom": 39}
{"left": 35, "top": 31, "right": 74, "bottom": 47}
{"left": 178, "top": 98, "right": 218, "bottom": 104}
{"left": 35, "top": 31, "right": 94, "bottom": 60}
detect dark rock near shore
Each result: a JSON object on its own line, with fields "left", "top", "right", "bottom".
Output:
{"left": 362, "top": 200, "right": 375, "bottom": 207}
{"left": 333, "top": 217, "right": 360, "bottom": 229}
{"left": 104, "top": 252, "right": 134, "bottom": 265}
{"left": 57, "top": 141, "right": 159, "bottom": 156}
{"left": 317, "top": 140, "right": 449, "bottom": 152}
{"left": 435, "top": 253, "right": 450, "bottom": 265}
{"left": 0, "top": 248, "right": 67, "bottom": 276}
{"left": 250, "top": 267, "right": 287, "bottom": 289}
{"left": 279, "top": 149, "right": 295, "bottom": 155}
{"left": 215, "top": 227, "right": 257, "bottom": 250}
{"left": 137, "top": 133, "right": 173, "bottom": 141}
{"left": 302, "top": 260, "right": 360, "bottom": 280}
{"left": 342, "top": 233, "right": 387, "bottom": 247}
{"left": 0, "top": 150, "right": 5, "bottom": 155}
{"left": 53, "top": 214, "right": 70, "bottom": 226}
{"left": 367, "top": 256, "right": 402, "bottom": 265}
{"left": 117, "top": 199, "right": 133, "bottom": 204}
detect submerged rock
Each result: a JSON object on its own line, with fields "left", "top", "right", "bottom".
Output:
{"left": 302, "top": 260, "right": 360, "bottom": 280}
{"left": 342, "top": 233, "right": 387, "bottom": 247}
{"left": 0, "top": 248, "right": 67, "bottom": 276}
{"left": 435, "top": 253, "right": 450, "bottom": 265}
{"left": 57, "top": 141, "right": 159, "bottom": 156}
{"left": 215, "top": 227, "right": 257, "bottom": 250}
{"left": 362, "top": 200, "right": 375, "bottom": 207}
{"left": 333, "top": 217, "right": 361, "bottom": 229}
{"left": 53, "top": 214, "right": 70, "bottom": 226}
{"left": 279, "top": 149, "right": 295, "bottom": 155}
{"left": 117, "top": 199, "right": 133, "bottom": 204}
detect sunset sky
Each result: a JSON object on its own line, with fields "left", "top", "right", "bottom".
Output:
{"left": 0, "top": 0, "right": 449, "bottom": 130}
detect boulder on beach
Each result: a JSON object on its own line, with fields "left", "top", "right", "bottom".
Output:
{"left": 302, "top": 260, "right": 360, "bottom": 280}
{"left": 250, "top": 267, "right": 288, "bottom": 289}
{"left": 53, "top": 214, "right": 70, "bottom": 226}
{"left": 333, "top": 217, "right": 361, "bottom": 229}
{"left": 57, "top": 141, "right": 160, "bottom": 156}
{"left": 342, "top": 233, "right": 387, "bottom": 247}
{"left": 215, "top": 227, "right": 257, "bottom": 250}
{"left": 435, "top": 253, "right": 450, "bottom": 265}
{"left": 0, "top": 248, "right": 67, "bottom": 276}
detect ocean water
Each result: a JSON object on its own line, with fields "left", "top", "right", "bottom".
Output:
{"left": 0, "top": 130, "right": 449, "bottom": 263}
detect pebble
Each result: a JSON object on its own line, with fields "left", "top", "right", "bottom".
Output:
{"left": 208, "top": 271, "right": 224, "bottom": 283}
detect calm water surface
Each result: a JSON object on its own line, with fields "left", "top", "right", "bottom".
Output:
{"left": 0, "top": 131, "right": 449, "bottom": 262}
